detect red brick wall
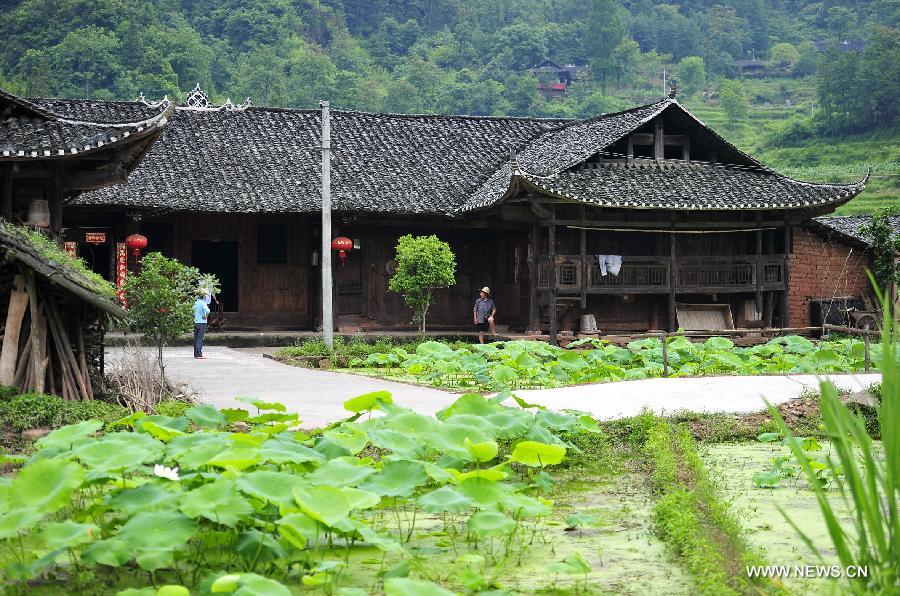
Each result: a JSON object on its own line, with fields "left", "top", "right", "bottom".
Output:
{"left": 788, "top": 226, "right": 872, "bottom": 326}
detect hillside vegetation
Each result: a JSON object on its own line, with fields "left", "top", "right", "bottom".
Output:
{"left": 0, "top": 0, "right": 896, "bottom": 214}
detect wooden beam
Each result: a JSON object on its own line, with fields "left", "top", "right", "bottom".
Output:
{"left": 50, "top": 165, "right": 63, "bottom": 237}
{"left": 580, "top": 226, "right": 587, "bottom": 308}
{"left": 669, "top": 232, "right": 677, "bottom": 331}
{"left": 529, "top": 223, "right": 539, "bottom": 332}
{"left": 782, "top": 223, "right": 791, "bottom": 327}
{"left": 549, "top": 211, "right": 558, "bottom": 346}
{"left": 755, "top": 229, "right": 763, "bottom": 317}
{"left": 2, "top": 163, "right": 12, "bottom": 219}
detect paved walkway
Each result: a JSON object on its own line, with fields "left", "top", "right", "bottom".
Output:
{"left": 108, "top": 346, "right": 882, "bottom": 427}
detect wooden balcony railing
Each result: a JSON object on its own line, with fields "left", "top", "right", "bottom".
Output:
{"left": 537, "top": 255, "right": 785, "bottom": 294}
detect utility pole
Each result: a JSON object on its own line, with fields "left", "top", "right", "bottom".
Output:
{"left": 320, "top": 100, "right": 333, "bottom": 349}
{"left": 662, "top": 67, "right": 666, "bottom": 94}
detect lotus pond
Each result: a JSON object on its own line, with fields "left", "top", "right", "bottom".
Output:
{"left": 291, "top": 335, "right": 881, "bottom": 391}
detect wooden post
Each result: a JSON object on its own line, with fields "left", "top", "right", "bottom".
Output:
{"left": 23, "top": 269, "right": 47, "bottom": 393}
{"left": 683, "top": 135, "right": 690, "bottom": 163}
{"left": 782, "top": 223, "right": 791, "bottom": 327}
{"left": 654, "top": 120, "right": 664, "bottom": 162}
{"left": 549, "top": 214, "right": 558, "bottom": 346}
{"left": 2, "top": 164, "right": 12, "bottom": 220}
{"left": 755, "top": 229, "right": 763, "bottom": 318}
{"left": 320, "top": 100, "right": 333, "bottom": 349}
{"left": 0, "top": 275, "right": 29, "bottom": 386}
{"left": 864, "top": 326, "right": 871, "bottom": 373}
{"left": 626, "top": 136, "right": 634, "bottom": 164}
{"left": 50, "top": 166, "right": 63, "bottom": 239}
{"left": 529, "top": 223, "right": 539, "bottom": 333}
{"left": 668, "top": 232, "right": 677, "bottom": 331}
{"left": 662, "top": 332, "right": 669, "bottom": 377}
{"left": 579, "top": 226, "right": 587, "bottom": 309}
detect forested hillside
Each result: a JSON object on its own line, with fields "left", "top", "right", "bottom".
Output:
{"left": 0, "top": 0, "right": 896, "bottom": 212}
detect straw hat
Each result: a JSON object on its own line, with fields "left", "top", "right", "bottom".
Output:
{"left": 480, "top": 287, "right": 491, "bottom": 294}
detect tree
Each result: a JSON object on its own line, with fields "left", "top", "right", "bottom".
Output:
{"left": 677, "top": 56, "right": 706, "bottom": 95}
{"left": 388, "top": 235, "right": 456, "bottom": 333}
{"left": 860, "top": 208, "right": 900, "bottom": 302}
{"left": 124, "top": 253, "right": 209, "bottom": 385}
{"left": 586, "top": 0, "right": 625, "bottom": 92}
{"left": 719, "top": 79, "right": 748, "bottom": 132}
{"left": 769, "top": 42, "right": 800, "bottom": 73}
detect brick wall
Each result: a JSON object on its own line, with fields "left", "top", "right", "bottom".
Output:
{"left": 788, "top": 226, "right": 872, "bottom": 326}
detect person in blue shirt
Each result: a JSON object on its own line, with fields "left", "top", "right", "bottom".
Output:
{"left": 193, "top": 290, "right": 211, "bottom": 359}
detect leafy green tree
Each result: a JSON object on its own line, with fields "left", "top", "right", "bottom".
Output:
{"left": 769, "top": 42, "right": 800, "bottom": 72}
{"left": 52, "top": 26, "right": 121, "bottom": 97}
{"left": 677, "top": 56, "right": 706, "bottom": 95}
{"left": 388, "top": 235, "right": 456, "bottom": 334}
{"left": 860, "top": 208, "right": 900, "bottom": 300}
{"left": 233, "top": 44, "right": 286, "bottom": 106}
{"left": 124, "top": 253, "right": 206, "bottom": 383}
{"left": 719, "top": 79, "right": 748, "bottom": 132}
{"left": 586, "top": 0, "right": 625, "bottom": 92}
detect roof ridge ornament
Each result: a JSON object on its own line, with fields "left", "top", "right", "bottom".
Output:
{"left": 137, "top": 92, "right": 171, "bottom": 109}
{"left": 668, "top": 81, "right": 677, "bottom": 99}
{"left": 176, "top": 84, "right": 251, "bottom": 112}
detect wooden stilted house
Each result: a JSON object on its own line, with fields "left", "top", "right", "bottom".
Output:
{"left": 2, "top": 86, "right": 869, "bottom": 340}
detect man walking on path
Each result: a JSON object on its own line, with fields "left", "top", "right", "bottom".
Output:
{"left": 473, "top": 286, "right": 497, "bottom": 344}
{"left": 193, "top": 290, "right": 210, "bottom": 359}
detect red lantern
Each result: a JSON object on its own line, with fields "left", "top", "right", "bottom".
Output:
{"left": 125, "top": 233, "right": 148, "bottom": 257}
{"left": 331, "top": 236, "right": 353, "bottom": 265}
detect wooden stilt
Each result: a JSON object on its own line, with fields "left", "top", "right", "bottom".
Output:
{"left": 0, "top": 275, "right": 29, "bottom": 385}
{"left": 23, "top": 269, "right": 48, "bottom": 393}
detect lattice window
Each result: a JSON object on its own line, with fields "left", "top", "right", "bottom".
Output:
{"left": 257, "top": 224, "right": 288, "bottom": 264}
{"left": 559, "top": 262, "right": 577, "bottom": 286}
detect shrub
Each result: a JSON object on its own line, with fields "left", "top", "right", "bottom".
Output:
{"left": 388, "top": 234, "right": 456, "bottom": 333}
{"left": 0, "top": 392, "right": 129, "bottom": 432}
{"left": 154, "top": 398, "right": 192, "bottom": 418}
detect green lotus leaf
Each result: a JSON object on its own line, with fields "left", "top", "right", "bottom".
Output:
{"left": 156, "top": 586, "right": 190, "bottom": 596}
{"left": 343, "top": 390, "right": 393, "bottom": 413}
{"left": 236, "top": 396, "right": 287, "bottom": 412}
{"left": 753, "top": 470, "right": 784, "bottom": 488}
{"left": 415, "top": 341, "right": 457, "bottom": 358}
{"left": 139, "top": 420, "right": 186, "bottom": 442}
{"left": 205, "top": 447, "right": 262, "bottom": 470}
{"left": 436, "top": 393, "right": 502, "bottom": 419}
{"left": 211, "top": 572, "right": 292, "bottom": 596}
{"left": 11, "top": 457, "right": 83, "bottom": 514}
{"left": 467, "top": 511, "right": 516, "bottom": 537}
{"left": 82, "top": 537, "right": 132, "bottom": 567}
{"left": 306, "top": 458, "right": 375, "bottom": 487}
{"left": 109, "top": 484, "right": 181, "bottom": 514}
{"left": 447, "top": 466, "right": 508, "bottom": 484}
{"left": 384, "top": 577, "right": 457, "bottom": 596}
{"left": 464, "top": 438, "right": 498, "bottom": 463}
{"left": 246, "top": 412, "right": 299, "bottom": 425}
{"left": 237, "top": 470, "right": 308, "bottom": 507}
{"left": 293, "top": 485, "right": 350, "bottom": 527}
{"left": 757, "top": 432, "right": 781, "bottom": 443}
{"left": 117, "top": 510, "right": 197, "bottom": 551}
{"left": 277, "top": 512, "right": 319, "bottom": 548}
{"left": 136, "top": 415, "right": 190, "bottom": 432}
{"left": 73, "top": 432, "right": 164, "bottom": 474}
{"left": 136, "top": 547, "right": 176, "bottom": 571}
{"left": 427, "top": 424, "right": 493, "bottom": 461}
{"left": 340, "top": 487, "right": 381, "bottom": 510}
{"left": 704, "top": 336, "right": 735, "bottom": 351}
{"left": 167, "top": 433, "right": 231, "bottom": 469}
{"left": 359, "top": 460, "right": 427, "bottom": 498}
{"left": 260, "top": 439, "right": 325, "bottom": 465}
{"left": 535, "top": 411, "right": 578, "bottom": 432}
{"left": 323, "top": 424, "right": 369, "bottom": 455}
{"left": 185, "top": 404, "right": 227, "bottom": 429}
{"left": 38, "top": 519, "right": 99, "bottom": 549}
{"left": 221, "top": 408, "right": 250, "bottom": 423}
{"left": 348, "top": 519, "right": 402, "bottom": 553}
{"left": 510, "top": 441, "right": 566, "bottom": 467}
{"left": 0, "top": 509, "right": 44, "bottom": 539}
{"left": 490, "top": 365, "right": 518, "bottom": 384}
{"left": 36, "top": 420, "right": 102, "bottom": 450}
{"left": 368, "top": 429, "right": 424, "bottom": 459}
{"left": 377, "top": 411, "right": 439, "bottom": 438}
{"left": 417, "top": 486, "right": 475, "bottom": 514}
{"left": 236, "top": 529, "right": 288, "bottom": 563}
{"left": 116, "top": 588, "right": 156, "bottom": 595}
{"left": 484, "top": 410, "right": 532, "bottom": 439}
{"left": 457, "top": 477, "right": 505, "bottom": 509}
{"left": 180, "top": 479, "right": 253, "bottom": 527}
{"left": 556, "top": 350, "right": 586, "bottom": 370}
{"left": 421, "top": 461, "right": 453, "bottom": 484}
{"left": 564, "top": 513, "right": 601, "bottom": 528}
{"left": 498, "top": 492, "right": 551, "bottom": 517}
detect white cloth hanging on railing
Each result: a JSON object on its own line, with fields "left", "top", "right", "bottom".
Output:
{"left": 595, "top": 255, "right": 623, "bottom": 276}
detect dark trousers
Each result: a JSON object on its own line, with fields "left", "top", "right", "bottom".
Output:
{"left": 194, "top": 323, "right": 207, "bottom": 357}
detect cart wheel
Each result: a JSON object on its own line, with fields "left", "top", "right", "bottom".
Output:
{"left": 854, "top": 314, "right": 877, "bottom": 330}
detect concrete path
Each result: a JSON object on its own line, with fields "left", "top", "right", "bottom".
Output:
{"left": 108, "top": 346, "right": 881, "bottom": 427}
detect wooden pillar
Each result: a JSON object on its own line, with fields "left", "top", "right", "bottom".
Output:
{"left": 654, "top": 120, "right": 664, "bottom": 162}
{"left": 549, "top": 213, "right": 558, "bottom": 346}
{"left": 579, "top": 226, "right": 587, "bottom": 309}
{"left": 626, "top": 135, "right": 634, "bottom": 163}
{"left": 683, "top": 135, "right": 690, "bottom": 163}
{"left": 755, "top": 228, "right": 763, "bottom": 318}
{"left": 49, "top": 166, "right": 63, "bottom": 239}
{"left": 782, "top": 223, "right": 791, "bottom": 327}
{"left": 669, "top": 232, "right": 677, "bottom": 331}
{"left": 529, "top": 222, "right": 540, "bottom": 333}
{"left": 2, "top": 164, "right": 12, "bottom": 220}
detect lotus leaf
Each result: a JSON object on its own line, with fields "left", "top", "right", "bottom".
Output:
{"left": 436, "top": 393, "right": 502, "bottom": 419}
{"left": 260, "top": 439, "right": 324, "bottom": 465}
{"left": 237, "top": 470, "right": 308, "bottom": 507}
{"left": 82, "top": 538, "right": 132, "bottom": 567}
{"left": 167, "top": 433, "right": 230, "bottom": 469}
{"left": 139, "top": 420, "right": 186, "bottom": 441}
{"left": 360, "top": 459, "right": 427, "bottom": 497}
{"left": 564, "top": 513, "right": 601, "bottom": 528}
{"left": 484, "top": 410, "right": 532, "bottom": 439}
{"left": 510, "top": 441, "right": 566, "bottom": 467}
{"left": 0, "top": 509, "right": 45, "bottom": 539}
{"left": 205, "top": 447, "right": 262, "bottom": 470}
{"left": 236, "top": 396, "right": 287, "bottom": 412}
{"left": 186, "top": 404, "right": 227, "bottom": 429}
{"left": 323, "top": 424, "right": 369, "bottom": 454}
{"left": 498, "top": 492, "right": 551, "bottom": 517}
{"left": 448, "top": 465, "right": 509, "bottom": 484}
{"left": 417, "top": 486, "right": 475, "bottom": 513}
{"left": 221, "top": 408, "right": 250, "bottom": 423}
{"left": 368, "top": 429, "right": 424, "bottom": 459}
{"left": 236, "top": 529, "right": 288, "bottom": 563}
{"left": 343, "top": 390, "right": 393, "bottom": 412}
{"left": 157, "top": 587, "right": 190, "bottom": 596}
{"left": 36, "top": 420, "right": 102, "bottom": 450}
{"left": 74, "top": 432, "right": 164, "bottom": 474}
{"left": 211, "top": 572, "right": 292, "bottom": 596}
{"left": 277, "top": 512, "right": 319, "bottom": 548}
{"left": 464, "top": 437, "right": 498, "bottom": 463}
{"left": 349, "top": 519, "right": 402, "bottom": 552}
{"left": 467, "top": 511, "right": 516, "bottom": 537}
{"left": 117, "top": 510, "right": 197, "bottom": 551}
{"left": 38, "top": 520, "right": 99, "bottom": 549}
{"left": 180, "top": 479, "right": 253, "bottom": 527}
{"left": 109, "top": 483, "right": 181, "bottom": 514}
{"left": 384, "top": 577, "right": 456, "bottom": 596}
{"left": 306, "top": 458, "right": 375, "bottom": 487}
{"left": 457, "top": 477, "right": 506, "bottom": 509}
{"left": 293, "top": 485, "right": 351, "bottom": 527}
{"left": 11, "top": 458, "right": 83, "bottom": 514}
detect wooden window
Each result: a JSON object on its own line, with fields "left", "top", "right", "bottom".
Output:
{"left": 257, "top": 224, "right": 288, "bottom": 264}
{"left": 142, "top": 223, "right": 173, "bottom": 256}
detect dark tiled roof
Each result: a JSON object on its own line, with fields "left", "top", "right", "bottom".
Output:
{"left": 813, "top": 215, "right": 900, "bottom": 246}
{"left": 29, "top": 97, "right": 165, "bottom": 123}
{"left": 42, "top": 93, "right": 866, "bottom": 216}
{"left": 0, "top": 93, "right": 172, "bottom": 159}
{"left": 509, "top": 161, "right": 867, "bottom": 211}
